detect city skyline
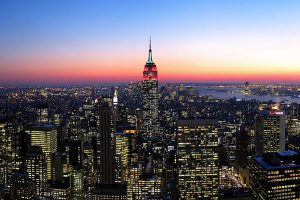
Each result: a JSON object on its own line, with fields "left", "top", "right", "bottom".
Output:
{"left": 1, "top": 0, "right": 300, "bottom": 84}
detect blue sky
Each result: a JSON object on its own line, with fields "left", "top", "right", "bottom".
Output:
{"left": 1, "top": 0, "right": 300, "bottom": 83}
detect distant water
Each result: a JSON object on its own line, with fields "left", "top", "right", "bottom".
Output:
{"left": 198, "top": 86, "right": 300, "bottom": 104}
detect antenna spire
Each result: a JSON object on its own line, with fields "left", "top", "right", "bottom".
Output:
{"left": 147, "top": 36, "right": 153, "bottom": 64}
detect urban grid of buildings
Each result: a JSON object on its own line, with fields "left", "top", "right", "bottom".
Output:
{"left": 1, "top": 42, "right": 300, "bottom": 199}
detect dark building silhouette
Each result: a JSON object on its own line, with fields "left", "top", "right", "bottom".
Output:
{"left": 69, "top": 139, "right": 83, "bottom": 169}
{"left": 96, "top": 102, "right": 115, "bottom": 184}
{"left": 10, "top": 173, "right": 35, "bottom": 199}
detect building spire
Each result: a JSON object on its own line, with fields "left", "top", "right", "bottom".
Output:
{"left": 147, "top": 36, "right": 153, "bottom": 64}
{"left": 113, "top": 87, "right": 118, "bottom": 105}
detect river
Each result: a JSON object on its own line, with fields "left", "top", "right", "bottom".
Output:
{"left": 198, "top": 86, "right": 300, "bottom": 104}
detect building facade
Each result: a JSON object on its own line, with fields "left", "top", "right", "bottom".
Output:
{"left": 141, "top": 40, "right": 159, "bottom": 137}
{"left": 26, "top": 123, "right": 58, "bottom": 180}
{"left": 255, "top": 110, "right": 286, "bottom": 155}
{"left": 251, "top": 151, "right": 300, "bottom": 199}
{"left": 177, "top": 119, "right": 219, "bottom": 199}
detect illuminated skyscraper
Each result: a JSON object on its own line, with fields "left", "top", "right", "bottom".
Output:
{"left": 26, "top": 123, "right": 58, "bottom": 180}
{"left": 115, "top": 132, "right": 131, "bottom": 183}
{"left": 72, "top": 169, "right": 84, "bottom": 199}
{"left": 255, "top": 110, "right": 286, "bottom": 155}
{"left": 177, "top": 119, "right": 219, "bottom": 200}
{"left": 0, "top": 121, "right": 12, "bottom": 186}
{"left": 141, "top": 39, "right": 159, "bottom": 137}
{"left": 25, "top": 146, "right": 47, "bottom": 197}
{"left": 251, "top": 151, "right": 300, "bottom": 199}
{"left": 36, "top": 103, "right": 49, "bottom": 123}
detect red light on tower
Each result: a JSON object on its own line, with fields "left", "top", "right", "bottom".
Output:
{"left": 143, "top": 37, "right": 158, "bottom": 81}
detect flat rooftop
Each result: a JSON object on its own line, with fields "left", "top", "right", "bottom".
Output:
{"left": 90, "top": 183, "right": 127, "bottom": 195}
{"left": 178, "top": 119, "right": 219, "bottom": 126}
{"left": 28, "top": 123, "right": 56, "bottom": 131}
{"left": 253, "top": 150, "right": 300, "bottom": 170}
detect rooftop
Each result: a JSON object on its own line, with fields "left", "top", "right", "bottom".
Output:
{"left": 253, "top": 150, "right": 300, "bottom": 170}
{"left": 90, "top": 183, "right": 127, "bottom": 196}
{"left": 178, "top": 119, "right": 219, "bottom": 126}
{"left": 28, "top": 123, "right": 56, "bottom": 131}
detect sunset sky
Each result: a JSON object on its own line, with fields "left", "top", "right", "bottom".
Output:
{"left": 1, "top": 0, "right": 300, "bottom": 84}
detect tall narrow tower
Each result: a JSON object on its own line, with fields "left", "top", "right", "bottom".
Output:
{"left": 141, "top": 38, "right": 159, "bottom": 137}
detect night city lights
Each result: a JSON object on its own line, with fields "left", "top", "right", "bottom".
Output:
{"left": 1, "top": 0, "right": 300, "bottom": 199}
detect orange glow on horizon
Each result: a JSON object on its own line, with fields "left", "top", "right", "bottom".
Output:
{"left": 1, "top": 53, "right": 300, "bottom": 83}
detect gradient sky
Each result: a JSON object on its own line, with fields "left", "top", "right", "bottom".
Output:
{"left": 1, "top": 0, "right": 300, "bottom": 84}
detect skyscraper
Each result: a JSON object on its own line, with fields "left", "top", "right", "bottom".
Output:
{"left": 251, "top": 151, "right": 300, "bottom": 199}
{"left": 0, "top": 121, "right": 12, "bottom": 186}
{"left": 26, "top": 123, "right": 58, "bottom": 180}
{"left": 115, "top": 132, "right": 130, "bottom": 183}
{"left": 177, "top": 119, "right": 219, "bottom": 200}
{"left": 96, "top": 101, "right": 115, "bottom": 184}
{"left": 255, "top": 110, "right": 286, "bottom": 155}
{"left": 25, "top": 146, "right": 47, "bottom": 197}
{"left": 141, "top": 39, "right": 159, "bottom": 137}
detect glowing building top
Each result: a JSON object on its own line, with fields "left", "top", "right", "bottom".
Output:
{"left": 143, "top": 38, "right": 158, "bottom": 81}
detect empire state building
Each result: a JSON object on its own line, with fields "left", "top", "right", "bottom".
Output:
{"left": 141, "top": 39, "right": 159, "bottom": 137}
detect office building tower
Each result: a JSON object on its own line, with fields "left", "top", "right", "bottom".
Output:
{"left": 287, "top": 116, "right": 300, "bottom": 136}
{"left": 115, "top": 132, "right": 131, "bottom": 183}
{"left": 96, "top": 102, "right": 115, "bottom": 184}
{"left": 127, "top": 162, "right": 162, "bottom": 200}
{"left": 251, "top": 151, "right": 300, "bottom": 199}
{"left": 68, "top": 113, "right": 82, "bottom": 140}
{"left": 255, "top": 110, "right": 286, "bottom": 155}
{"left": 10, "top": 173, "right": 35, "bottom": 200}
{"left": 11, "top": 130, "right": 31, "bottom": 174}
{"left": 50, "top": 181, "right": 72, "bottom": 200}
{"left": 113, "top": 87, "right": 119, "bottom": 129}
{"left": 141, "top": 39, "right": 159, "bottom": 137}
{"left": 0, "top": 121, "right": 12, "bottom": 185}
{"left": 69, "top": 139, "right": 83, "bottom": 169}
{"left": 72, "top": 169, "right": 84, "bottom": 199}
{"left": 25, "top": 145, "right": 48, "bottom": 197}
{"left": 177, "top": 119, "right": 219, "bottom": 200}
{"left": 52, "top": 152, "right": 64, "bottom": 182}
{"left": 26, "top": 123, "right": 57, "bottom": 180}
{"left": 36, "top": 103, "right": 49, "bottom": 123}
{"left": 83, "top": 145, "right": 96, "bottom": 189}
